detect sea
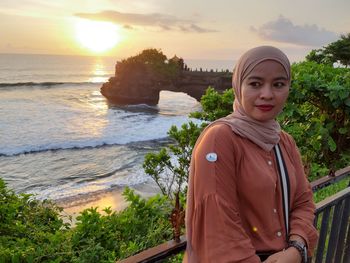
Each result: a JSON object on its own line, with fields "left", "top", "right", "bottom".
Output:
{"left": 0, "top": 53, "right": 233, "bottom": 203}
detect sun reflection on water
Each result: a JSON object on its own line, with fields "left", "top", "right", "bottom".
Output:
{"left": 88, "top": 90, "right": 108, "bottom": 112}
{"left": 89, "top": 59, "right": 113, "bottom": 83}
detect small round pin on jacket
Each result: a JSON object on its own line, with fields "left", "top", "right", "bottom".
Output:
{"left": 206, "top": 152, "right": 217, "bottom": 162}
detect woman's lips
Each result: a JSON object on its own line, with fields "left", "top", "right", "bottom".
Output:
{"left": 256, "top": 105, "right": 274, "bottom": 111}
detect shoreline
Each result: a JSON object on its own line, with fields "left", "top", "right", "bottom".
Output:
{"left": 55, "top": 181, "right": 161, "bottom": 225}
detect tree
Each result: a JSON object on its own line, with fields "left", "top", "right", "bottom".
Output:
{"left": 115, "top": 48, "right": 183, "bottom": 80}
{"left": 324, "top": 33, "right": 350, "bottom": 67}
{"left": 305, "top": 49, "right": 332, "bottom": 65}
{"left": 306, "top": 33, "right": 350, "bottom": 67}
{"left": 143, "top": 122, "right": 204, "bottom": 241}
{"left": 136, "top": 48, "right": 167, "bottom": 65}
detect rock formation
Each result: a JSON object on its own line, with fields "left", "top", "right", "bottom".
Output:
{"left": 100, "top": 49, "right": 232, "bottom": 105}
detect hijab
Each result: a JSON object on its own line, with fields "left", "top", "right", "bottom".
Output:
{"left": 217, "top": 45, "right": 291, "bottom": 151}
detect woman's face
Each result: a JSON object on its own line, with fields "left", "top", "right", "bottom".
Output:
{"left": 241, "top": 60, "right": 290, "bottom": 122}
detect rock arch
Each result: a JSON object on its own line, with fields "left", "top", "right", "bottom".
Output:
{"left": 100, "top": 70, "right": 232, "bottom": 106}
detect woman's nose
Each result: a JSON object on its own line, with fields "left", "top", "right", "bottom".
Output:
{"left": 260, "top": 85, "right": 273, "bottom": 99}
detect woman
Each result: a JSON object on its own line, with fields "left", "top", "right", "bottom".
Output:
{"left": 184, "top": 46, "right": 318, "bottom": 263}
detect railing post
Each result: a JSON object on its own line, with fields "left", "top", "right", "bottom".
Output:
{"left": 315, "top": 207, "right": 331, "bottom": 263}
{"left": 334, "top": 198, "right": 350, "bottom": 262}
{"left": 325, "top": 200, "right": 343, "bottom": 262}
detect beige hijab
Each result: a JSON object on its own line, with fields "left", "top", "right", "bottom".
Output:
{"left": 218, "top": 45, "right": 291, "bottom": 151}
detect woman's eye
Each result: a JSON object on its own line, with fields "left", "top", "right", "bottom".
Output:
{"left": 274, "top": 82, "right": 285, "bottom": 88}
{"left": 249, "top": 82, "right": 261, "bottom": 87}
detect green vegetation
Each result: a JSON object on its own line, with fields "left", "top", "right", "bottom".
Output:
{"left": 189, "top": 87, "right": 234, "bottom": 121}
{"left": 0, "top": 178, "right": 71, "bottom": 262}
{"left": 313, "top": 177, "right": 350, "bottom": 203}
{"left": 143, "top": 122, "right": 204, "bottom": 241}
{"left": 72, "top": 189, "right": 173, "bottom": 261}
{"left": 115, "top": 48, "right": 184, "bottom": 80}
{"left": 284, "top": 61, "right": 350, "bottom": 173}
{"left": 0, "top": 179, "right": 174, "bottom": 262}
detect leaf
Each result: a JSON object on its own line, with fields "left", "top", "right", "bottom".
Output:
{"left": 327, "top": 137, "right": 337, "bottom": 152}
{"left": 339, "top": 127, "right": 348, "bottom": 134}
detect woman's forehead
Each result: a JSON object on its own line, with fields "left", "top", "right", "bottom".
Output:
{"left": 243, "top": 60, "right": 289, "bottom": 80}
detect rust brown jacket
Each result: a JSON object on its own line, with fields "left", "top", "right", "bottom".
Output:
{"left": 184, "top": 123, "right": 318, "bottom": 262}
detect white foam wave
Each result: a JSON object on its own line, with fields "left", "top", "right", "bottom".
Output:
{"left": 0, "top": 115, "right": 202, "bottom": 156}
{"left": 27, "top": 156, "right": 152, "bottom": 201}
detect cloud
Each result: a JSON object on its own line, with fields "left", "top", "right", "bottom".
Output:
{"left": 187, "top": 24, "right": 216, "bottom": 33}
{"left": 251, "top": 16, "right": 338, "bottom": 46}
{"left": 75, "top": 10, "right": 217, "bottom": 33}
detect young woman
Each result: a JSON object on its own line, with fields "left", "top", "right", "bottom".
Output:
{"left": 184, "top": 46, "right": 318, "bottom": 263}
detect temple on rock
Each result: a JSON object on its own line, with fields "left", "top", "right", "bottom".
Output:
{"left": 100, "top": 49, "right": 232, "bottom": 105}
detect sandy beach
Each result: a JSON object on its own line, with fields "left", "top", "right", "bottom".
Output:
{"left": 56, "top": 181, "right": 161, "bottom": 224}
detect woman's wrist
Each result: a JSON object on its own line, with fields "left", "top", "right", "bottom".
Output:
{"left": 287, "top": 238, "right": 308, "bottom": 263}
{"left": 285, "top": 246, "right": 302, "bottom": 263}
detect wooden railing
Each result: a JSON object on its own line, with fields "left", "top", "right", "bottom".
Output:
{"left": 313, "top": 187, "right": 350, "bottom": 263}
{"left": 118, "top": 167, "right": 350, "bottom": 263}
{"left": 310, "top": 166, "right": 350, "bottom": 191}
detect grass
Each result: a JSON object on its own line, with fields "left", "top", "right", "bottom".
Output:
{"left": 313, "top": 177, "right": 350, "bottom": 203}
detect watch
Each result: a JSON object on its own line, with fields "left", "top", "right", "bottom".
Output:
{"left": 287, "top": 240, "right": 308, "bottom": 263}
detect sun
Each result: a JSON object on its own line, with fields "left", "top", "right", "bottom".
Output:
{"left": 75, "top": 19, "right": 121, "bottom": 53}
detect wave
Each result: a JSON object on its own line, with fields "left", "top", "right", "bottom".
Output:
{"left": 0, "top": 137, "right": 168, "bottom": 157}
{"left": 0, "top": 81, "right": 103, "bottom": 89}
{"left": 111, "top": 103, "right": 160, "bottom": 114}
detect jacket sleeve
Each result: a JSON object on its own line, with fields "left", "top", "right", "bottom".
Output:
{"left": 284, "top": 134, "right": 319, "bottom": 255}
{"left": 186, "top": 124, "right": 261, "bottom": 263}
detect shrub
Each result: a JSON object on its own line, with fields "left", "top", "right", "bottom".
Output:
{"left": 70, "top": 188, "right": 174, "bottom": 261}
{"left": 190, "top": 87, "right": 234, "bottom": 121}
{"left": 0, "top": 178, "right": 174, "bottom": 262}
{"left": 0, "top": 179, "right": 72, "bottom": 262}
{"left": 280, "top": 62, "right": 350, "bottom": 174}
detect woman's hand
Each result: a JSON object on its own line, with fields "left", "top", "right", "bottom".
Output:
{"left": 263, "top": 247, "right": 301, "bottom": 263}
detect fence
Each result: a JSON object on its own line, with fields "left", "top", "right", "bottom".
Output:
{"left": 118, "top": 168, "right": 350, "bottom": 263}
{"left": 313, "top": 187, "right": 350, "bottom": 263}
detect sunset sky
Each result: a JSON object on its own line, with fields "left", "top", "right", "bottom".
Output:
{"left": 1, "top": 0, "right": 349, "bottom": 62}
